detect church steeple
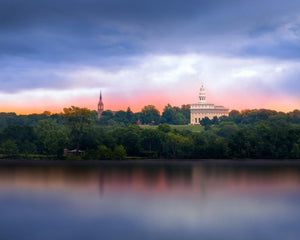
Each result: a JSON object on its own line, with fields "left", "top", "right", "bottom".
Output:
{"left": 199, "top": 84, "right": 206, "bottom": 104}
{"left": 97, "top": 90, "right": 104, "bottom": 118}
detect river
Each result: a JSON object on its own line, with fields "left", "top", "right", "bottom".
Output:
{"left": 0, "top": 160, "right": 299, "bottom": 240}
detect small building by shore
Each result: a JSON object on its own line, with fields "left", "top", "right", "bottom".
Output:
{"left": 63, "top": 149, "right": 84, "bottom": 156}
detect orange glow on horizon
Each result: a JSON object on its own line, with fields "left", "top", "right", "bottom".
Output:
{"left": 0, "top": 89, "right": 299, "bottom": 115}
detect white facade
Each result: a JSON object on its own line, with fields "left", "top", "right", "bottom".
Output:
{"left": 190, "top": 85, "right": 229, "bottom": 124}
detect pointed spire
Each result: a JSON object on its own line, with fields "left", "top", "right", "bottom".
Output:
{"left": 97, "top": 89, "right": 104, "bottom": 119}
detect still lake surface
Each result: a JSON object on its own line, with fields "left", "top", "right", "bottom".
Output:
{"left": 0, "top": 160, "right": 300, "bottom": 240}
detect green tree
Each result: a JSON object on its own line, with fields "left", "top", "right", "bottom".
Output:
{"left": 211, "top": 116, "right": 219, "bottom": 125}
{"left": 102, "top": 110, "right": 114, "bottom": 118}
{"left": 191, "top": 133, "right": 207, "bottom": 158}
{"left": 118, "top": 125, "right": 141, "bottom": 156}
{"left": 162, "top": 132, "right": 190, "bottom": 158}
{"left": 96, "top": 145, "right": 112, "bottom": 159}
{"left": 140, "top": 129, "right": 161, "bottom": 157}
{"left": 83, "top": 145, "right": 112, "bottom": 160}
{"left": 114, "top": 111, "right": 127, "bottom": 124}
{"left": 212, "top": 137, "right": 229, "bottom": 158}
{"left": 112, "top": 145, "right": 127, "bottom": 160}
{"left": 173, "top": 112, "right": 186, "bottom": 124}
{"left": 34, "top": 119, "right": 67, "bottom": 157}
{"left": 200, "top": 117, "right": 212, "bottom": 128}
{"left": 161, "top": 104, "right": 188, "bottom": 124}
{"left": 180, "top": 104, "right": 190, "bottom": 120}
{"left": 22, "top": 140, "right": 37, "bottom": 155}
{"left": 288, "top": 110, "right": 300, "bottom": 124}
{"left": 161, "top": 104, "right": 175, "bottom": 123}
{"left": 141, "top": 105, "right": 160, "bottom": 124}
{"left": 62, "top": 106, "right": 94, "bottom": 153}
{"left": 216, "top": 122, "right": 239, "bottom": 138}
{"left": 229, "top": 110, "right": 240, "bottom": 117}
{"left": 0, "top": 125, "right": 36, "bottom": 154}
{"left": 1, "top": 139, "right": 19, "bottom": 157}
{"left": 96, "top": 110, "right": 115, "bottom": 126}
{"left": 80, "top": 127, "right": 105, "bottom": 150}
{"left": 291, "top": 143, "right": 300, "bottom": 158}
{"left": 157, "top": 123, "right": 172, "bottom": 133}
{"left": 126, "top": 107, "right": 134, "bottom": 123}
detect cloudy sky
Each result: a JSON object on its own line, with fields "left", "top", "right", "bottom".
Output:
{"left": 1, "top": 0, "right": 300, "bottom": 113}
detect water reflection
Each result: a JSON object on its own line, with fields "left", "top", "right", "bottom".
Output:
{"left": 1, "top": 162, "right": 300, "bottom": 195}
{"left": 0, "top": 161, "right": 300, "bottom": 240}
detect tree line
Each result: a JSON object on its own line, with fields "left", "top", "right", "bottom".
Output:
{"left": 0, "top": 106, "right": 299, "bottom": 159}
{"left": 0, "top": 104, "right": 190, "bottom": 130}
{"left": 96, "top": 104, "right": 190, "bottom": 126}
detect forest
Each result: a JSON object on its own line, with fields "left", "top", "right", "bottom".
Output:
{"left": 0, "top": 105, "right": 299, "bottom": 160}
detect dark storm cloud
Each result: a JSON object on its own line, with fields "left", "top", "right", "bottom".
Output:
{"left": 1, "top": 0, "right": 300, "bottom": 62}
{"left": 1, "top": 0, "right": 300, "bottom": 93}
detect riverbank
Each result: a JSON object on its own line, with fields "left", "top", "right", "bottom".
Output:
{"left": 0, "top": 158, "right": 300, "bottom": 166}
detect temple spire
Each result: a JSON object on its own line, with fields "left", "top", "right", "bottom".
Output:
{"left": 199, "top": 83, "right": 206, "bottom": 104}
{"left": 97, "top": 90, "right": 104, "bottom": 118}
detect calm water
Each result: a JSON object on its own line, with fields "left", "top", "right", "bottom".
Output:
{"left": 0, "top": 160, "right": 300, "bottom": 240}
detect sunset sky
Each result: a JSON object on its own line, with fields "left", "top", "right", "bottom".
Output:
{"left": 1, "top": 0, "right": 300, "bottom": 114}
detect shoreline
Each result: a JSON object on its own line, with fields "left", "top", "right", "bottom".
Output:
{"left": 0, "top": 158, "right": 300, "bottom": 166}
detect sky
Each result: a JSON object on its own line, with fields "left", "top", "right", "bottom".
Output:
{"left": 0, "top": 0, "right": 300, "bottom": 114}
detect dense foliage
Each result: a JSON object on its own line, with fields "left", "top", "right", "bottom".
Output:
{"left": 0, "top": 107, "right": 299, "bottom": 159}
{"left": 96, "top": 104, "right": 190, "bottom": 126}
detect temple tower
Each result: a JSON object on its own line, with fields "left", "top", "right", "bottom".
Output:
{"left": 97, "top": 91, "right": 104, "bottom": 118}
{"left": 198, "top": 84, "right": 206, "bottom": 104}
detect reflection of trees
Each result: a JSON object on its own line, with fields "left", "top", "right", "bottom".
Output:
{"left": 0, "top": 163, "right": 300, "bottom": 197}
{"left": 98, "top": 164, "right": 194, "bottom": 196}
{"left": 97, "top": 162, "right": 300, "bottom": 197}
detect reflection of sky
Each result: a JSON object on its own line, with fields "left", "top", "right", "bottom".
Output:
{"left": 0, "top": 163, "right": 300, "bottom": 239}
{"left": 0, "top": 188, "right": 300, "bottom": 240}
{"left": 1, "top": 0, "right": 300, "bottom": 113}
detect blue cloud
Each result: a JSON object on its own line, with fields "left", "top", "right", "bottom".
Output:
{"left": 276, "top": 69, "right": 300, "bottom": 97}
{"left": 1, "top": 0, "right": 300, "bottom": 94}
{"left": 0, "top": 0, "right": 299, "bottom": 62}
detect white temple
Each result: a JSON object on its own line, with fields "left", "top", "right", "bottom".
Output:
{"left": 190, "top": 84, "right": 229, "bottom": 124}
